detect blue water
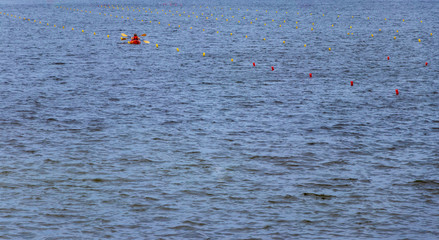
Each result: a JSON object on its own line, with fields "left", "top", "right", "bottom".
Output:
{"left": 1, "top": 0, "right": 438, "bottom": 239}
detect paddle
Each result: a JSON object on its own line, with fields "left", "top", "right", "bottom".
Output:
{"left": 143, "top": 40, "right": 150, "bottom": 44}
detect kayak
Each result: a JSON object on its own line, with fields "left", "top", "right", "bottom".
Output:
{"left": 129, "top": 40, "right": 140, "bottom": 44}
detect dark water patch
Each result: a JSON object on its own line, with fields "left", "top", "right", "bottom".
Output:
{"left": 303, "top": 193, "right": 335, "bottom": 200}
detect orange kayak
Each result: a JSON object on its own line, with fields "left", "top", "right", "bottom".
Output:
{"left": 129, "top": 40, "right": 140, "bottom": 44}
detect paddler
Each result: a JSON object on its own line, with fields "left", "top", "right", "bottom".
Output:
{"left": 131, "top": 34, "right": 139, "bottom": 41}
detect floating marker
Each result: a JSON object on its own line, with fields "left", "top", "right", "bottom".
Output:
{"left": 231, "top": 58, "right": 234, "bottom": 62}
{"left": 418, "top": 39, "right": 421, "bottom": 42}
{"left": 93, "top": 32, "right": 96, "bottom": 35}
{"left": 430, "top": 33, "right": 433, "bottom": 36}
{"left": 371, "top": 34, "right": 374, "bottom": 37}
{"left": 283, "top": 40, "right": 285, "bottom": 44}
{"left": 351, "top": 81, "right": 353, "bottom": 86}
{"left": 156, "top": 44, "right": 158, "bottom": 48}
{"left": 329, "top": 48, "right": 331, "bottom": 51}
{"left": 309, "top": 73, "right": 312, "bottom": 78}
{"left": 425, "top": 62, "right": 428, "bottom": 66}
{"left": 394, "top": 36, "right": 396, "bottom": 39}
{"left": 203, "top": 52, "right": 205, "bottom": 57}
{"left": 387, "top": 56, "right": 390, "bottom": 60}
{"left": 176, "top": 48, "right": 179, "bottom": 52}
{"left": 395, "top": 89, "right": 399, "bottom": 95}
{"left": 271, "top": 66, "right": 274, "bottom": 71}
{"left": 304, "top": 44, "right": 306, "bottom": 47}
{"left": 253, "top": 62, "right": 255, "bottom": 67}
{"left": 107, "top": 35, "right": 109, "bottom": 38}
{"left": 82, "top": 29, "right": 84, "bottom": 32}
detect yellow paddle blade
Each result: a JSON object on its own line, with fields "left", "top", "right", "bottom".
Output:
{"left": 121, "top": 33, "right": 128, "bottom": 37}
{"left": 121, "top": 37, "right": 127, "bottom": 40}
{"left": 141, "top": 34, "right": 147, "bottom": 37}
{"left": 143, "top": 40, "right": 150, "bottom": 44}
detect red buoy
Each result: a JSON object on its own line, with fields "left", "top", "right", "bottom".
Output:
{"left": 351, "top": 81, "right": 353, "bottom": 86}
{"left": 387, "top": 56, "right": 390, "bottom": 60}
{"left": 309, "top": 73, "right": 312, "bottom": 78}
{"left": 271, "top": 66, "right": 274, "bottom": 71}
{"left": 425, "top": 62, "right": 428, "bottom": 66}
{"left": 253, "top": 62, "right": 255, "bottom": 67}
{"left": 395, "top": 89, "right": 399, "bottom": 95}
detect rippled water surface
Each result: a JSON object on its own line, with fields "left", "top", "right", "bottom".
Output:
{"left": 0, "top": 0, "right": 438, "bottom": 239}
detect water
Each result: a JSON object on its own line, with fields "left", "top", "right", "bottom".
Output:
{"left": 0, "top": 0, "right": 438, "bottom": 239}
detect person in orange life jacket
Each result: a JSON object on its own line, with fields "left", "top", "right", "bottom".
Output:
{"left": 131, "top": 34, "right": 139, "bottom": 41}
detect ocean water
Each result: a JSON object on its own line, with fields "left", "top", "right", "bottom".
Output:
{"left": 0, "top": 0, "right": 438, "bottom": 239}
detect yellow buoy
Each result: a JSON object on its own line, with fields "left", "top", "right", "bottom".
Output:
{"left": 394, "top": 36, "right": 396, "bottom": 39}
{"left": 107, "top": 35, "right": 109, "bottom": 38}
{"left": 279, "top": 25, "right": 281, "bottom": 27}
{"left": 72, "top": 28, "right": 74, "bottom": 30}
{"left": 263, "top": 38, "right": 265, "bottom": 41}
{"left": 230, "top": 33, "right": 232, "bottom": 35}
{"left": 371, "top": 34, "right": 374, "bottom": 37}
{"left": 311, "top": 28, "right": 313, "bottom": 31}
{"left": 329, "top": 47, "right": 331, "bottom": 51}
{"left": 420, "top": 20, "right": 422, "bottom": 23}
{"left": 82, "top": 29, "right": 84, "bottom": 32}
{"left": 385, "top": 18, "right": 387, "bottom": 20}
{"left": 203, "top": 52, "right": 205, "bottom": 57}
{"left": 176, "top": 48, "right": 179, "bottom": 52}
{"left": 231, "top": 58, "right": 234, "bottom": 62}
{"left": 304, "top": 44, "right": 306, "bottom": 47}
{"left": 283, "top": 40, "right": 285, "bottom": 44}
{"left": 156, "top": 44, "right": 158, "bottom": 48}
{"left": 331, "top": 24, "right": 334, "bottom": 27}
{"left": 350, "top": 26, "right": 352, "bottom": 29}
{"left": 403, "top": 19, "right": 405, "bottom": 22}
{"left": 93, "top": 32, "right": 96, "bottom": 35}
{"left": 245, "top": 35, "right": 247, "bottom": 38}
{"left": 379, "top": 29, "right": 381, "bottom": 31}
{"left": 418, "top": 38, "right": 421, "bottom": 42}
{"left": 47, "top": 23, "right": 49, "bottom": 25}
{"left": 296, "top": 26, "right": 298, "bottom": 29}
{"left": 431, "top": 33, "right": 433, "bottom": 36}
{"left": 62, "top": 26, "right": 64, "bottom": 29}
{"left": 312, "top": 23, "right": 314, "bottom": 26}
{"left": 396, "top": 30, "right": 399, "bottom": 33}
